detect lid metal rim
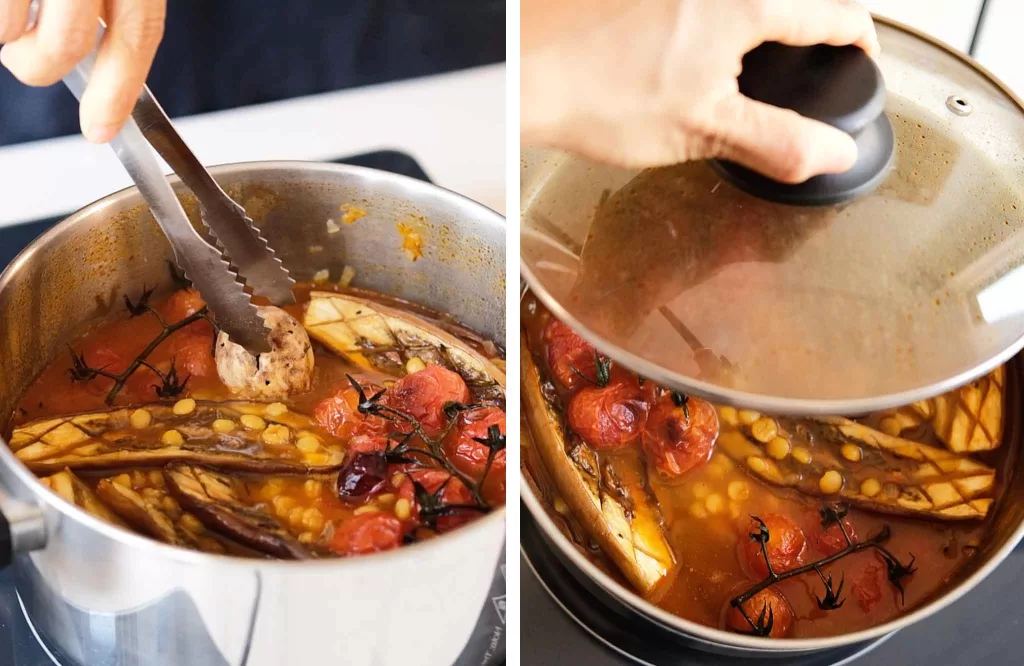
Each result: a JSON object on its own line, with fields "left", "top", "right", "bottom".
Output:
{"left": 870, "top": 14, "right": 1024, "bottom": 114}
{"left": 520, "top": 15, "right": 1024, "bottom": 414}
{"left": 522, "top": 258, "right": 1024, "bottom": 413}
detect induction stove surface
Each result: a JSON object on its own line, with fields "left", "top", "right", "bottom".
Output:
{"left": 0, "top": 150, "right": 505, "bottom": 666}
{"left": 522, "top": 507, "right": 1024, "bottom": 665}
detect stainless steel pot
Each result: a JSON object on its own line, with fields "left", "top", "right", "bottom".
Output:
{"left": 521, "top": 337, "right": 1024, "bottom": 657}
{"left": 0, "top": 161, "right": 507, "bottom": 666}
{"left": 521, "top": 17, "right": 1024, "bottom": 656}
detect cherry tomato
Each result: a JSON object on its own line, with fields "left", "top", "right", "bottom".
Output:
{"left": 347, "top": 433, "right": 389, "bottom": 454}
{"left": 397, "top": 469, "right": 478, "bottom": 533}
{"left": 725, "top": 588, "right": 794, "bottom": 638}
{"left": 313, "top": 387, "right": 366, "bottom": 437}
{"left": 78, "top": 339, "right": 156, "bottom": 402}
{"left": 168, "top": 332, "right": 217, "bottom": 380}
{"left": 329, "top": 512, "right": 403, "bottom": 555}
{"left": 385, "top": 365, "right": 470, "bottom": 436}
{"left": 567, "top": 381, "right": 647, "bottom": 450}
{"left": 814, "top": 518, "right": 857, "bottom": 557}
{"left": 158, "top": 289, "right": 213, "bottom": 336}
{"left": 313, "top": 380, "right": 391, "bottom": 438}
{"left": 641, "top": 393, "right": 718, "bottom": 477}
{"left": 80, "top": 341, "right": 132, "bottom": 375}
{"left": 336, "top": 452, "right": 389, "bottom": 503}
{"left": 741, "top": 514, "right": 806, "bottom": 578}
{"left": 543, "top": 318, "right": 597, "bottom": 389}
{"left": 852, "top": 562, "right": 884, "bottom": 612}
{"left": 444, "top": 407, "right": 506, "bottom": 477}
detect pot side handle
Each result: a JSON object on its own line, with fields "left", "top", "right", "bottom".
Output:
{"left": 0, "top": 492, "right": 48, "bottom": 568}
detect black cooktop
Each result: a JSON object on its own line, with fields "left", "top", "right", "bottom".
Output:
{"left": 0, "top": 150, "right": 505, "bottom": 666}
{"left": 522, "top": 507, "right": 1024, "bottom": 666}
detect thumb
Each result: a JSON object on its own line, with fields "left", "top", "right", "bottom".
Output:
{"left": 709, "top": 94, "right": 858, "bottom": 184}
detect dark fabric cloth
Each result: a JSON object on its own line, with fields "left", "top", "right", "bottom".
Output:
{"left": 0, "top": 0, "right": 505, "bottom": 146}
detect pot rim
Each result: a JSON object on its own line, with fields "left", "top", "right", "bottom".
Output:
{"left": 0, "top": 159, "right": 507, "bottom": 570}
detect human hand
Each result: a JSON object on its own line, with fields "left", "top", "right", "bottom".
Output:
{"left": 0, "top": 0, "right": 167, "bottom": 143}
{"left": 521, "top": 0, "right": 879, "bottom": 183}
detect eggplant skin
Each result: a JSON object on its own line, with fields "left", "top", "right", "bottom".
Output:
{"left": 9, "top": 401, "right": 345, "bottom": 475}
{"left": 94, "top": 475, "right": 226, "bottom": 553}
{"left": 165, "top": 464, "right": 311, "bottom": 560}
{"left": 521, "top": 331, "right": 675, "bottom": 594}
{"left": 40, "top": 468, "right": 129, "bottom": 528}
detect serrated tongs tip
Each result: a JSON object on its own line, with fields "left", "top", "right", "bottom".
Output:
{"left": 62, "top": 21, "right": 291, "bottom": 356}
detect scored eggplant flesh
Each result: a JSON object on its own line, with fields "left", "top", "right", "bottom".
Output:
{"left": 165, "top": 463, "right": 311, "bottom": 559}
{"left": 8, "top": 401, "right": 344, "bottom": 474}
{"left": 40, "top": 468, "right": 129, "bottom": 528}
{"left": 336, "top": 286, "right": 502, "bottom": 358}
{"left": 95, "top": 473, "right": 227, "bottom": 553}
{"left": 718, "top": 413, "right": 996, "bottom": 520}
{"left": 303, "top": 291, "right": 506, "bottom": 406}
{"left": 521, "top": 332, "right": 675, "bottom": 594}
{"left": 875, "top": 366, "right": 1005, "bottom": 453}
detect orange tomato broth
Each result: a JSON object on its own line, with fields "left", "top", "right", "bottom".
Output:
{"left": 10, "top": 284, "right": 505, "bottom": 556}
{"left": 522, "top": 292, "right": 1007, "bottom": 638}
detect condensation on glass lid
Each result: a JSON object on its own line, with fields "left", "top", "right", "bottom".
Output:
{"left": 520, "top": 100, "right": 1024, "bottom": 412}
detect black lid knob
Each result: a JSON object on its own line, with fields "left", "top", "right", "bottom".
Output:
{"left": 711, "top": 42, "right": 895, "bottom": 206}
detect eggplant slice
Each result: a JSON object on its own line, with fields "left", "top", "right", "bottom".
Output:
{"left": 521, "top": 332, "right": 675, "bottom": 594}
{"left": 9, "top": 401, "right": 345, "bottom": 474}
{"left": 40, "top": 468, "right": 129, "bottom": 528}
{"left": 875, "top": 366, "right": 1005, "bottom": 453}
{"left": 95, "top": 472, "right": 227, "bottom": 553}
{"left": 303, "top": 291, "right": 506, "bottom": 406}
{"left": 165, "top": 464, "right": 311, "bottom": 559}
{"left": 717, "top": 413, "right": 996, "bottom": 520}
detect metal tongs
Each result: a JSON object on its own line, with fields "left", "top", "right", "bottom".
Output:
{"left": 40, "top": 9, "right": 293, "bottom": 354}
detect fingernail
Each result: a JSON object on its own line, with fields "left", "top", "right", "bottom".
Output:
{"left": 84, "top": 123, "right": 118, "bottom": 144}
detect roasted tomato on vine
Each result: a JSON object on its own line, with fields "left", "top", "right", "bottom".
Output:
{"left": 567, "top": 378, "right": 648, "bottom": 450}
{"left": 725, "top": 587, "right": 794, "bottom": 638}
{"left": 396, "top": 469, "right": 478, "bottom": 533}
{"left": 852, "top": 561, "right": 884, "bottom": 612}
{"left": 814, "top": 516, "right": 858, "bottom": 557}
{"left": 443, "top": 406, "right": 506, "bottom": 487}
{"left": 77, "top": 330, "right": 157, "bottom": 402}
{"left": 167, "top": 332, "right": 217, "bottom": 380}
{"left": 385, "top": 365, "right": 471, "bottom": 436}
{"left": 641, "top": 392, "right": 718, "bottom": 477}
{"left": 542, "top": 318, "right": 598, "bottom": 390}
{"left": 329, "top": 512, "right": 404, "bottom": 555}
{"left": 312, "top": 380, "right": 385, "bottom": 438}
{"left": 741, "top": 514, "right": 806, "bottom": 578}
{"left": 336, "top": 451, "right": 390, "bottom": 504}
{"left": 157, "top": 288, "right": 213, "bottom": 336}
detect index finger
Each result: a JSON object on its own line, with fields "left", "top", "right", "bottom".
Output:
{"left": 742, "top": 0, "right": 880, "bottom": 57}
{"left": 77, "top": 0, "right": 166, "bottom": 143}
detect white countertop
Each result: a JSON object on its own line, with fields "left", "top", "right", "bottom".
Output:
{"left": 0, "top": 63, "right": 505, "bottom": 228}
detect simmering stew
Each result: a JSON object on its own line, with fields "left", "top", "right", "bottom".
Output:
{"left": 522, "top": 292, "right": 1012, "bottom": 638}
{"left": 7, "top": 277, "right": 506, "bottom": 559}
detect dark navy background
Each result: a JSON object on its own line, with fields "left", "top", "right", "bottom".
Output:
{"left": 0, "top": 0, "right": 505, "bottom": 146}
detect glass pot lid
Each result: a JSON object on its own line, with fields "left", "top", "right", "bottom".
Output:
{"left": 520, "top": 19, "right": 1024, "bottom": 414}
